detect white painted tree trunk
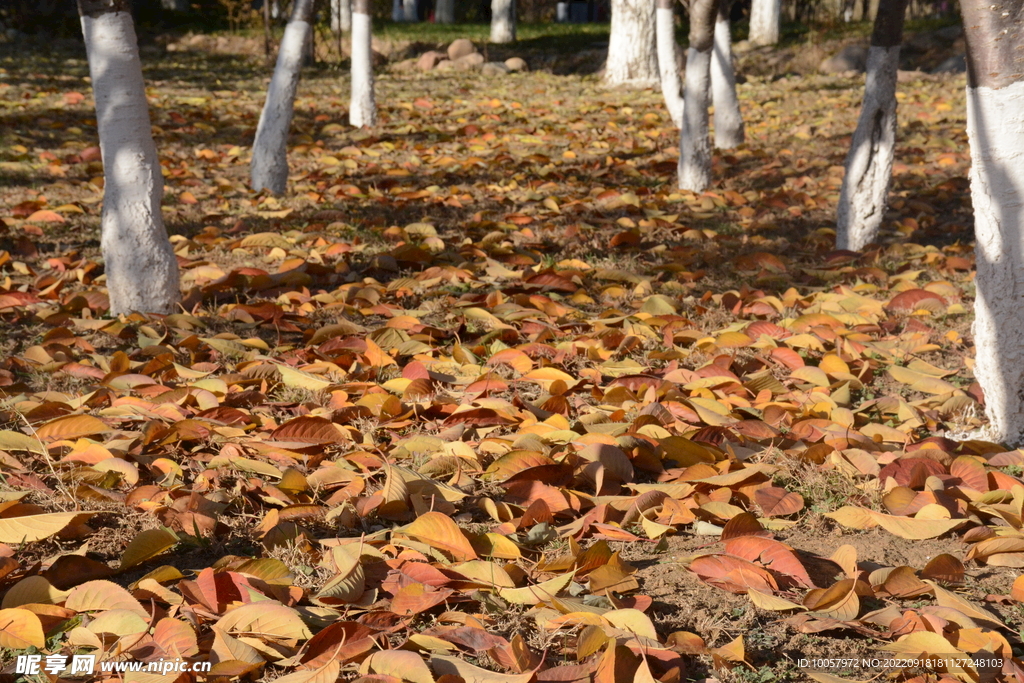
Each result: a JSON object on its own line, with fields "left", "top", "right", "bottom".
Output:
{"left": 403, "top": 0, "right": 418, "bottom": 21}
{"left": 749, "top": 0, "right": 780, "bottom": 45}
{"left": 80, "top": 10, "right": 180, "bottom": 315}
{"left": 331, "top": 0, "right": 352, "bottom": 32}
{"left": 349, "top": 11, "right": 376, "bottom": 128}
{"left": 835, "top": 46, "right": 899, "bottom": 251}
{"left": 656, "top": 6, "right": 684, "bottom": 127}
{"left": 392, "top": 0, "right": 403, "bottom": 20}
{"left": 710, "top": 11, "right": 744, "bottom": 148}
{"left": 604, "top": 0, "right": 659, "bottom": 87}
{"left": 271, "top": 0, "right": 281, "bottom": 19}
{"left": 251, "top": 0, "right": 312, "bottom": 194}
{"left": 967, "top": 79, "right": 1024, "bottom": 445}
{"left": 436, "top": 0, "right": 455, "bottom": 23}
{"left": 678, "top": 47, "right": 713, "bottom": 191}
{"left": 161, "top": 0, "right": 188, "bottom": 11}
{"left": 491, "top": 0, "right": 516, "bottom": 43}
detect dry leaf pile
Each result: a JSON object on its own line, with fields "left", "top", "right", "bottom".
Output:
{"left": 0, "top": 43, "right": 1018, "bottom": 683}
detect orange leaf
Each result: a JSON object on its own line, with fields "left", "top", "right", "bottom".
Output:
{"left": 754, "top": 486, "right": 804, "bottom": 517}
{"left": 0, "top": 608, "right": 45, "bottom": 649}
{"left": 34, "top": 414, "right": 109, "bottom": 441}
{"left": 26, "top": 209, "right": 65, "bottom": 223}
{"left": 688, "top": 554, "right": 779, "bottom": 594}
{"left": 404, "top": 511, "right": 478, "bottom": 561}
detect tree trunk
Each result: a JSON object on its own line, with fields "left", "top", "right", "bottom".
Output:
{"left": 161, "top": 0, "right": 188, "bottom": 11}
{"left": 678, "top": 0, "right": 718, "bottom": 191}
{"left": 403, "top": 0, "right": 418, "bottom": 21}
{"left": 436, "top": 0, "right": 455, "bottom": 23}
{"left": 604, "top": 0, "right": 659, "bottom": 87}
{"left": 491, "top": 0, "right": 515, "bottom": 42}
{"left": 350, "top": 0, "right": 376, "bottom": 127}
{"left": 656, "top": 0, "right": 683, "bottom": 127}
{"left": 749, "top": 0, "right": 779, "bottom": 45}
{"left": 711, "top": 1, "right": 743, "bottom": 148}
{"left": 77, "top": 0, "right": 180, "bottom": 315}
{"left": 251, "top": 0, "right": 314, "bottom": 195}
{"left": 331, "top": 0, "right": 352, "bottom": 32}
{"left": 961, "top": 0, "right": 1024, "bottom": 445}
{"left": 835, "top": 0, "right": 908, "bottom": 252}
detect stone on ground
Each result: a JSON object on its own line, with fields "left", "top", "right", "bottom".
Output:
{"left": 504, "top": 57, "right": 528, "bottom": 72}
{"left": 447, "top": 38, "right": 477, "bottom": 61}
{"left": 454, "top": 52, "right": 484, "bottom": 70}
{"left": 417, "top": 50, "right": 444, "bottom": 71}
{"left": 482, "top": 61, "right": 510, "bottom": 76}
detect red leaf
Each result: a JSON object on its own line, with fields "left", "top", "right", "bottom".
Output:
{"left": 886, "top": 289, "right": 946, "bottom": 313}
{"left": 754, "top": 486, "right": 805, "bottom": 517}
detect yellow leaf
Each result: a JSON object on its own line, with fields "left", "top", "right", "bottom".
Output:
{"left": 360, "top": 650, "right": 435, "bottom": 683}
{"left": 824, "top": 506, "right": 877, "bottom": 530}
{"left": 498, "top": 571, "right": 574, "bottom": 605}
{"left": 120, "top": 528, "right": 179, "bottom": 571}
{"left": 0, "top": 430, "right": 45, "bottom": 454}
{"left": 0, "top": 608, "right": 45, "bottom": 649}
{"left": 0, "top": 511, "right": 95, "bottom": 544}
{"left": 603, "top": 609, "right": 658, "bottom": 639}
{"left": 641, "top": 510, "right": 674, "bottom": 539}
{"left": 87, "top": 609, "right": 150, "bottom": 637}
{"left": 404, "top": 511, "right": 478, "bottom": 561}
{"left": 871, "top": 513, "right": 965, "bottom": 540}
{"left": 1, "top": 576, "right": 69, "bottom": 608}
{"left": 747, "top": 589, "right": 805, "bottom": 612}
{"left": 431, "top": 654, "right": 534, "bottom": 682}
{"left": 278, "top": 364, "right": 333, "bottom": 391}
{"left": 450, "top": 561, "right": 516, "bottom": 588}
{"left": 470, "top": 532, "right": 522, "bottom": 559}
{"left": 819, "top": 355, "right": 850, "bottom": 376}
{"left": 65, "top": 580, "right": 149, "bottom": 617}
{"left": 313, "top": 545, "right": 366, "bottom": 605}
{"left": 924, "top": 580, "right": 1004, "bottom": 629}
{"left": 216, "top": 601, "right": 312, "bottom": 640}
{"left": 791, "top": 366, "right": 830, "bottom": 387}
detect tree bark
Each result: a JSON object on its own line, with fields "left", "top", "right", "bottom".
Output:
{"left": 77, "top": 0, "right": 180, "bottom": 315}
{"left": 491, "top": 0, "right": 515, "bottom": 43}
{"left": 748, "top": 0, "right": 779, "bottom": 46}
{"left": 656, "top": 0, "right": 683, "bottom": 127}
{"left": 403, "top": 0, "right": 418, "bottom": 21}
{"left": 961, "top": 0, "right": 1024, "bottom": 445}
{"left": 835, "top": 0, "right": 909, "bottom": 252}
{"left": 251, "top": 0, "right": 314, "bottom": 195}
{"left": 331, "top": 0, "right": 352, "bottom": 32}
{"left": 678, "top": 0, "right": 718, "bottom": 191}
{"left": 350, "top": 0, "right": 376, "bottom": 128}
{"left": 436, "top": 0, "right": 455, "bottom": 23}
{"left": 604, "top": 0, "right": 659, "bottom": 87}
{"left": 710, "top": 1, "right": 743, "bottom": 148}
